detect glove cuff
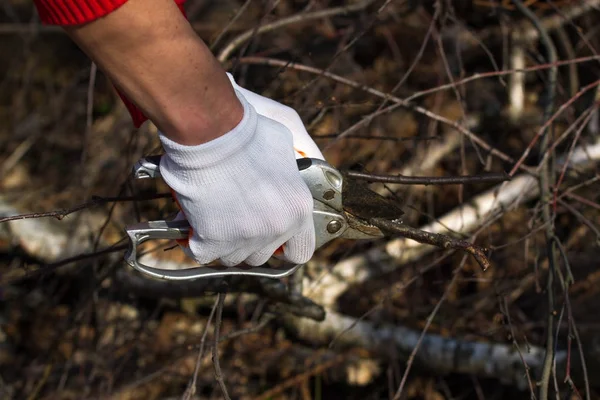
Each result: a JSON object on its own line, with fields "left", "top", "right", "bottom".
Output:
{"left": 159, "top": 89, "right": 258, "bottom": 170}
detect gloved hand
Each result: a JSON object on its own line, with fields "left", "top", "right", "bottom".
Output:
{"left": 158, "top": 75, "right": 323, "bottom": 266}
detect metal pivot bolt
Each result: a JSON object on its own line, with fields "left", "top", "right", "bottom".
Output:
{"left": 327, "top": 220, "right": 342, "bottom": 234}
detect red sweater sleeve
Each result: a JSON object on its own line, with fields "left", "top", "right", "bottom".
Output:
{"left": 34, "top": 0, "right": 187, "bottom": 128}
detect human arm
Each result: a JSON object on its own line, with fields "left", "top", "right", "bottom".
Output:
{"left": 34, "top": 0, "right": 323, "bottom": 265}
{"left": 36, "top": 0, "right": 242, "bottom": 145}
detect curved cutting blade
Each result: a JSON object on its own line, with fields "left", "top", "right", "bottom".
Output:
{"left": 339, "top": 173, "right": 404, "bottom": 239}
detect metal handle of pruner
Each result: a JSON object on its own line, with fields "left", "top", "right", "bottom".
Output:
{"left": 124, "top": 156, "right": 348, "bottom": 281}
{"left": 124, "top": 219, "right": 305, "bottom": 280}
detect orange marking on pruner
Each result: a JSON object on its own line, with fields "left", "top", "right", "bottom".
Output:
{"left": 170, "top": 188, "right": 183, "bottom": 211}
{"left": 170, "top": 188, "right": 193, "bottom": 247}
{"left": 175, "top": 226, "right": 193, "bottom": 247}
{"left": 295, "top": 147, "right": 307, "bottom": 158}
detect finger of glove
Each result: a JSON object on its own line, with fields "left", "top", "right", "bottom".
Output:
{"left": 244, "top": 240, "right": 290, "bottom": 266}
{"left": 282, "top": 221, "right": 316, "bottom": 264}
{"left": 187, "top": 238, "right": 221, "bottom": 265}
{"left": 219, "top": 243, "right": 257, "bottom": 267}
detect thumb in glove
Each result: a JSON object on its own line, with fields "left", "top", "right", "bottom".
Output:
{"left": 226, "top": 73, "right": 324, "bottom": 160}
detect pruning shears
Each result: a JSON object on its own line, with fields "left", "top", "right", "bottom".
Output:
{"left": 124, "top": 156, "right": 403, "bottom": 280}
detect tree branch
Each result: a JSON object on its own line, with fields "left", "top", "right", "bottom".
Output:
{"left": 304, "top": 138, "right": 600, "bottom": 310}
{"left": 370, "top": 218, "right": 490, "bottom": 272}
{"left": 238, "top": 56, "right": 532, "bottom": 173}
{"left": 217, "top": 0, "right": 377, "bottom": 62}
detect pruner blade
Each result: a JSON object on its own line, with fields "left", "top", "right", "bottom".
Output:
{"left": 337, "top": 172, "right": 404, "bottom": 240}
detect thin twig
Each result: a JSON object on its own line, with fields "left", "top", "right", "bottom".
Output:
{"left": 557, "top": 175, "right": 600, "bottom": 202}
{"left": 346, "top": 170, "right": 510, "bottom": 185}
{"left": 555, "top": 256, "right": 591, "bottom": 400}
{"left": 435, "top": 3, "right": 483, "bottom": 174}
{"left": 80, "top": 62, "right": 96, "bottom": 187}
{"left": 320, "top": 55, "right": 599, "bottom": 148}
{"left": 563, "top": 192, "right": 600, "bottom": 212}
{"left": 551, "top": 243, "right": 587, "bottom": 400}
{"left": 537, "top": 106, "right": 596, "bottom": 171}
{"left": 182, "top": 296, "right": 219, "bottom": 400}
{"left": 448, "top": 12, "right": 506, "bottom": 86}
{"left": 109, "top": 313, "right": 274, "bottom": 398}
{"left": 552, "top": 107, "right": 597, "bottom": 209}
{"left": 558, "top": 199, "right": 600, "bottom": 240}
{"left": 552, "top": 303, "right": 566, "bottom": 398}
{"left": 212, "top": 290, "right": 231, "bottom": 400}
{"left": 512, "top": 2, "right": 559, "bottom": 398}
{"left": 0, "top": 193, "right": 171, "bottom": 224}
{"left": 368, "top": 3, "right": 440, "bottom": 123}
{"left": 554, "top": 26, "right": 579, "bottom": 98}
{"left": 502, "top": 296, "right": 538, "bottom": 399}
{"left": 25, "top": 364, "right": 53, "bottom": 400}
{"left": 404, "top": 56, "right": 600, "bottom": 103}
{"left": 313, "top": 133, "right": 438, "bottom": 142}
{"left": 218, "top": 314, "right": 274, "bottom": 343}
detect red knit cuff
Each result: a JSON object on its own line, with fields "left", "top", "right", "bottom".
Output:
{"left": 34, "top": 0, "right": 129, "bottom": 25}
{"left": 35, "top": 0, "right": 187, "bottom": 26}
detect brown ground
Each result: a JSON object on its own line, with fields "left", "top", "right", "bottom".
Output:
{"left": 1, "top": 1, "right": 600, "bottom": 399}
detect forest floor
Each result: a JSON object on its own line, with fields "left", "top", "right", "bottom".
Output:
{"left": 1, "top": 1, "right": 600, "bottom": 399}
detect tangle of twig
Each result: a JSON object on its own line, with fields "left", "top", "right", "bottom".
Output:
{"left": 217, "top": 0, "right": 377, "bottom": 62}
{"left": 212, "top": 290, "right": 231, "bottom": 400}
{"left": 238, "top": 56, "right": 532, "bottom": 173}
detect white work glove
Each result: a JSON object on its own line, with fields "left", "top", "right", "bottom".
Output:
{"left": 158, "top": 74, "right": 323, "bottom": 267}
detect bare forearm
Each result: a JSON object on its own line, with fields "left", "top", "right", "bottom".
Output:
{"left": 64, "top": 0, "right": 243, "bottom": 145}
